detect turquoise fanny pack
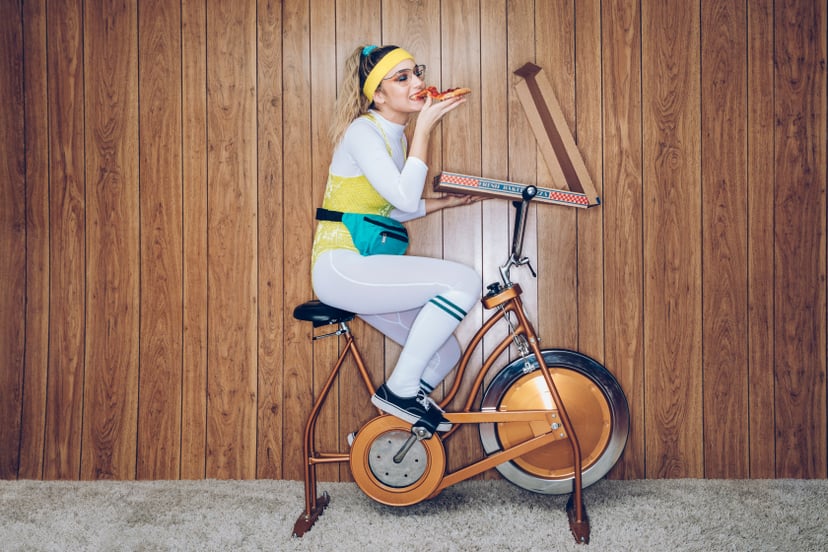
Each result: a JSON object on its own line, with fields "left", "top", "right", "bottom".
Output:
{"left": 316, "top": 208, "right": 409, "bottom": 256}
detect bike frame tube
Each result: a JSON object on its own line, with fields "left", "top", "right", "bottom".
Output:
{"left": 510, "top": 294, "right": 586, "bottom": 524}
{"left": 433, "top": 287, "right": 586, "bottom": 524}
{"left": 438, "top": 306, "right": 508, "bottom": 410}
{"left": 299, "top": 324, "right": 377, "bottom": 521}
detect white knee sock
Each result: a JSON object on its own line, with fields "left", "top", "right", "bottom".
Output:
{"left": 386, "top": 292, "right": 474, "bottom": 397}
{"left": 419, "top": 336, "right": 462, "bottom": 393}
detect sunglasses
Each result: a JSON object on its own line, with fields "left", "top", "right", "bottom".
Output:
{"left": 382, "top": 64, "right": 426, "bottom": 84}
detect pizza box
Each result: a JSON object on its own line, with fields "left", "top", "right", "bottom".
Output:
{"left": 433, "top": 171, "right": 597, "bottom": 208}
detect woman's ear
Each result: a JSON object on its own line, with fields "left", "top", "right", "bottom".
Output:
{"left": 371, "top": 88, "right": 386, "bottom": 106}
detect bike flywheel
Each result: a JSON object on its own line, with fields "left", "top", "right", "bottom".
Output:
{"left": 479, "top": 349, "right": 629, "bottom": 494}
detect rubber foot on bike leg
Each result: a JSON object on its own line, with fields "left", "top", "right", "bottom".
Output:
{"left": 292, "top": 491, "right": 330, "bottom": 537}
{"left": 566, "top": 494, "right": 590, "bottom": 544}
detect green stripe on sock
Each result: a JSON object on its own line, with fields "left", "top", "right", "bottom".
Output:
{"left": 429, "top": 295, "right": 466, "bottom": 322}
{"left": 434, "top": 295, "right": 467, "bottom": 317}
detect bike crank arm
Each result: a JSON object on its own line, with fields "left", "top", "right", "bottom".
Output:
{"left": 392, "top": 426, "right": 432, "bottom": 463}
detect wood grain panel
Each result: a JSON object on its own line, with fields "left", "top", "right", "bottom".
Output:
{"left": 281, "top": 0, "right": 315, "bottom": 481}
{"left": 439, "top": 0, "right": 484, "bottom": 473}
{"left": 505, "top": 1, "right": 537, "bottom": 366}
{"left": 0, "top": 0, "right": 26, "bottom": 480}
{"left": 773, "top": 0, "right": 827, "bottom": 478}
{"left": 642, "top": 0, "right": 703, "bottom": 478}
{"left": 137, "top": 0, "right": 184, "bottom": 480}
{"left": 746, "top": 0, "right": 776, "bottom": 478}
{"left": 180, "top": 0, "right": 208, "bottom": 480}
{"left": 574, "top": 0, "right": 605, "bottom": 361}
{"left": 205, "top": 0, "right": 258, "bottom": 479}
{"left": 536, "top": 0, "right": 577, "bottom": 349}
{"left": 602, "top": 0, "right": 645, "bottom": 480}
{"left": 256, "top": 0, "right": 285, "bottom": 480}
{"left": 2, "top": 0, "right": 827, "bottom": 484}
{"left": 81, "top": 0, "right": 140, "bottom": 480}
{"left": 19, "top": 0, "right": 50, "bottom": 479}
{"left": 506, "top": 0, "right": 539, "bottom": 354}
{"left": 479, "top": 0, "right": 511, "bottom": 334}
{"left": 43, "top": 0, "right": 86, "bottom": 481}
{"left": 701, "top": 0, "right": 749, "bottom": 478}
{"left": 479, "top": 0, "right": 511, "bottom": 479}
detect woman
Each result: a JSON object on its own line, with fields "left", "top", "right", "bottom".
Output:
{"left": 311, "top": 44, "right": 480, "bottom": 435}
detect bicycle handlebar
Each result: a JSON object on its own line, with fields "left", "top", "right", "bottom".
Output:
{"left": 499, "top": 185, "right": 538, "bottom": 285}
{"left": 511, "top": 186, "right": 537, "bottom": 259}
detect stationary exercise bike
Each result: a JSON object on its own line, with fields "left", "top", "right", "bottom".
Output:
{"left": 292, "top": 187, "right": 629, "bottom": 544}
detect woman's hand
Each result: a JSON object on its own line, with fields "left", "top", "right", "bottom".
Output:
{"left": 415, "top": 94, "right": 467, "bottom": 134}
{"left": 425, "top": 193, "right": 483, "bottom": 214}
{"left": 407, "top": 95, "right": 468, "bottom": 162}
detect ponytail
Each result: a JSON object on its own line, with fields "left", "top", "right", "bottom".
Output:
{"left": 329, "top": 44, "right": 400, "bottom": 146}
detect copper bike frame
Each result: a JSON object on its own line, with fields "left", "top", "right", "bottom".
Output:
{"left": 292, "top": 284, "right": 590, "bottom": 543}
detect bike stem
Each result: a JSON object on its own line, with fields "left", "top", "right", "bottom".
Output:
{"left": 499, "top": 185, "right": 538, "bottom": 286}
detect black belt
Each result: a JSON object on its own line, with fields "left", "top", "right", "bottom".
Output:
{"left": 316, "top": 208, "right": 346, "bottom": 222}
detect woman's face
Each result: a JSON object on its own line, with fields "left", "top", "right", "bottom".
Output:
{"left": 372, "top": 60, "right": 426, "bottom": 122}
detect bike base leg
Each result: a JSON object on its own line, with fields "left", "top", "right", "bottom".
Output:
{"left": 292, "top": 491, "right": 330, "bottom": 537}
{"left": 566, "top": 493, "right": 590, "bottom": 544}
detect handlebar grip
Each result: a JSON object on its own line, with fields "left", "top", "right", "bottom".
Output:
{"left": 522, "top": 185, "right": 538, "bottom": 201}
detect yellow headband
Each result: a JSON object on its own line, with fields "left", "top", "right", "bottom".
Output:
{"left": 362, "top": 48, "right": 414, "bottom": 102}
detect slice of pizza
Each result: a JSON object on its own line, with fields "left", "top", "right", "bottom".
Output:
{"left": 413, "top": 86, "right": 472, "bottom": 100}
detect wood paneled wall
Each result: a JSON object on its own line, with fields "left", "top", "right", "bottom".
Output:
{"left": 1, "top": 0, "right": 825, "bottom": 481}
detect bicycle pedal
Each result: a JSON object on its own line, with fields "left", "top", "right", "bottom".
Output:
{"left": 410, "top": 425, "right": 433, "bottom": 440}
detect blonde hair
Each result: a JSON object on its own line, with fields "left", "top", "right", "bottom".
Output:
{"left": 330, "top": 44, "right": 400, "bottom": 146}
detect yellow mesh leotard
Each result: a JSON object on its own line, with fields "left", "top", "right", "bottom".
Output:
{"left": 311, "top": 174, "right": 394, "bottom": 266}
{"left": 311, "top": 113, "right": 400, "bottom": 266}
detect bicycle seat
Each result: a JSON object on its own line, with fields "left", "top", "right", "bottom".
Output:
{"left": 293, "top": 300, "right": 355, "bottom": 327}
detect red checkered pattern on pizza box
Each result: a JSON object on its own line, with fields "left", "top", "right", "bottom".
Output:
{"left": 441, "top": 173, "right": 480, "bottom": 188}
{"left": 548, "top": 190, "right": 589, "bottom": 206}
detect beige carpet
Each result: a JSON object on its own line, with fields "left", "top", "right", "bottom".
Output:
{"left": 1, "top": 478, "right": 826, "bottom": 551}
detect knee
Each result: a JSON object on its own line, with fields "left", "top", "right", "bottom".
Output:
{"left": 457, "top": 265, "right": 482, "bottom": 298}
{"left": 444, "top": 264, "right": 482, "bottom": 311}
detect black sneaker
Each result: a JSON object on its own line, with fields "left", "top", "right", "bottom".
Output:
{"left": 420, "top": 391, "right": 445, "bottom": 413}
{"left": 371, "top": 384, "right": 452, "bottom": 432}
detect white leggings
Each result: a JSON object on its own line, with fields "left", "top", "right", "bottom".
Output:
{"left": 312, "top": 249, "right": 480, "bottom": 397}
